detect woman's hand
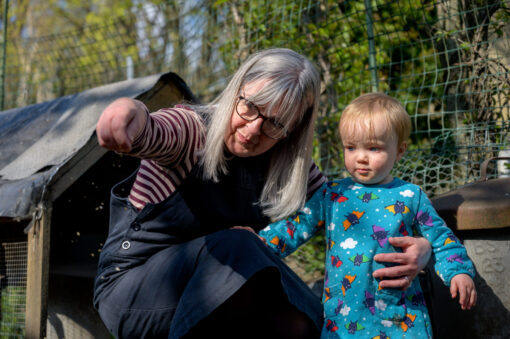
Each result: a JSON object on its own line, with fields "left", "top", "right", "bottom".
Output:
{"left": 372, "top": 236, "right": 431, "bottom": 289}
{"left": 96, "top": 97, "right": 148, "bottom": 153}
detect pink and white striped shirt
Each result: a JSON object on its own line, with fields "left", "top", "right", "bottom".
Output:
{"left": 127, "top": 105, "right": 326, "bottom": 210}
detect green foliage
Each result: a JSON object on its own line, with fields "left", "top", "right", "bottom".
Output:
{"left": 284, "top": 230, "right": 326, "bottom": 283}
{"left": 0, "top": 287, "right": 26, "bottom": 338}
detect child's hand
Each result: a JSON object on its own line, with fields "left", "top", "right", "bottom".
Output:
{"left": 230, "top": 226, "right": 267, "bottom": 244}
{"left": 450, "top": 274, "right": 477, "bottom": 310}
{"left": 231, "top": 226, "right": 256, "bottom": 233}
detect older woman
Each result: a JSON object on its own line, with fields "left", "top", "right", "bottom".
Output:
{"left": 93, "top": 48, "right": 431, "bottom": 339}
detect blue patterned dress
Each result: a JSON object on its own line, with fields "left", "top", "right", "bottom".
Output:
{"left": 259, "top": 177, "right": 475, "bottom": 338}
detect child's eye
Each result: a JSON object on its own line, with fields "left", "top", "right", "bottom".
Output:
{"left": 345, "top": 146, "right": 354, "bottom": 151}
{"left": 370, "top": 147, "right": 380, "bottom": 152}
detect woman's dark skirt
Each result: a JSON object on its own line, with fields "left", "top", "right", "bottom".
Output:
{"left": 94, "top": 227, "right": 322, "bottom": 338}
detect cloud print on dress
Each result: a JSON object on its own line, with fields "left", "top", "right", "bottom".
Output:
{"left": 400, "top": 189, "right": 414, "bottom": 198}
{"left": 381, "top": 320, "right": 393, "bottom": 328}
{"left": 340, "top": 238, "right": 358, "bottom": 249}
{"left": 375, "top": 299, "right": 387, "bottom": 311}
{"left": 340, "top": 305, "right": 351, "bottom": 316}
{"left": 302, "top": 207, "right": 312, "bottom": 214}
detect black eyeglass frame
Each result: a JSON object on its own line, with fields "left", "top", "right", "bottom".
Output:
{"left": 235, "top": 96, "right": 287, "bottom": 140}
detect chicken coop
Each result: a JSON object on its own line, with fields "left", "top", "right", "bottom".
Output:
{"left": 0, "top": 72, "right": 196, "bottom": 338}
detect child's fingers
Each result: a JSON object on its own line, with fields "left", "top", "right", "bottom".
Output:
{"left": 458, "top": 284, "right": 467, "bottom": 309}
{"left": 231, "top": 226, "right": 255, "bottom": 233}
{"left": 465, "top": 285, "right": 477, "bottom": 309}
{"left": 469, "top": 288, "right": 477, "bottom": 308}
{"left": 451, "top": 275, "right": 477, "bottom": 310}
{"left": 450, "top": 280, "right": 469, "bottom": 310}
{"left": 450, "top": 281, "right": 458, "bottom": 299}
{"left": 258, "top": 235, "right": 267, "bottom": 244}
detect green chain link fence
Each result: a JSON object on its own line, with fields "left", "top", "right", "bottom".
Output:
{"left": 2, "top": 0, "right": 509, "bottom": 192}
{"left": 1, "top": 0, "right": 510, "bottom": 335}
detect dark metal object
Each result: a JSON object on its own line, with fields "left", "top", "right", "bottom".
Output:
{"left": 427, "top": 156, "right": 510, "bottom": 338}
{"left": 432, "top": 157, "right": 510, "bottom": 230}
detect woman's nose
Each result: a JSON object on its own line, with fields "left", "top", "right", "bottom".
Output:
{"left": 245, "top": 117, "right": 264, "bottom": 135}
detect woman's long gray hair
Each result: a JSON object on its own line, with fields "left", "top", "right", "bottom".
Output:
{"left": 199, "top": 48, "right": 321, "bottom": 221}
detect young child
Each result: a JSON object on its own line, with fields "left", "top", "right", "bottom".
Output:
{"left": 258, "top": 93, "right": 477, "bottom": 338}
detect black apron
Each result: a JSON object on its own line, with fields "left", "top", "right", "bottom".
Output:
{"left": 93, "top": 153, "right": 322, "bottom": 338}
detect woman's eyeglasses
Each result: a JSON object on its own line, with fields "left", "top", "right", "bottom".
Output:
{"left": 236, "top": 96, "right": 287, "bottom": 140}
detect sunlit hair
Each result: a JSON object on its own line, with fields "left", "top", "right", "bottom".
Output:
{"left": 197, "top": 48, "right": 321, "bottom": 220}
{"left": 338, "top": 92, "right": 411, "bottom": 146}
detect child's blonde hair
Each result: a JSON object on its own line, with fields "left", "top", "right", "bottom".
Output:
{"left": 338, "top": 92, "right": 411, "bottom": 145}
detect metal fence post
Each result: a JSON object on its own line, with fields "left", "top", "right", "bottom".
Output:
{"left": 364, "top": 0, "right": 379, "bottom": 93}
{"left": 0, "top": 0, "right": 8, "bottom": 111}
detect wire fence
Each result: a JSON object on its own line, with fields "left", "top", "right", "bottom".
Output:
{"left": 0, "top": 1, "right": 509, "bottom": 334}
{"left": 0, "top": 241, "right": 27, "bottom": 338}
{"left": 2, "top": 0, "right": 510, "bottom": 192}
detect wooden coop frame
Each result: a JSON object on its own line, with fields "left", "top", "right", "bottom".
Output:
{"left": 0, "top": 72, "right": 197, "bottom": 338}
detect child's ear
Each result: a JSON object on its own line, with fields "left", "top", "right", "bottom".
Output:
{"left": 396, "top": 141, "right": 407, "bottom": 161}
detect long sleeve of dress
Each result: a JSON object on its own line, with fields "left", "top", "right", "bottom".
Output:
{"left": 412, "top": 188, "right": 476, "bottom": 285}
{"left": 258, "top": 182, "right": 329, "bottom": 258}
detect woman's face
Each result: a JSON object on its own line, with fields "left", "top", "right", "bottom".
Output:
{"left": 224, "top": 80, "right": 283, "bottom": 157}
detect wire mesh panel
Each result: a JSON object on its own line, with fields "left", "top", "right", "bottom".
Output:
{"left": 0, "top": 241, "right": 27, "bottom": 338}
{"left": 2, "top": 0, "right": 509, "bottom": 196}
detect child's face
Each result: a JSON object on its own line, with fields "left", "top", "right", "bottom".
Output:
{"left": 341, "top": 118, "right": 406, "bottom": 185}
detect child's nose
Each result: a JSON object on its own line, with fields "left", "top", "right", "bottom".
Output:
{"left": 357, "top": 151, "right": 369, "bottom": 163}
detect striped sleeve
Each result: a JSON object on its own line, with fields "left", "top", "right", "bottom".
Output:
{"left": 306, "top": 161, "right": 326, "bottom": 200}
{"left": 128, "top": 106, "right": 206, "bottom": 168}
{"left": 127, "top": 105, "right": 206, "bottom": 210}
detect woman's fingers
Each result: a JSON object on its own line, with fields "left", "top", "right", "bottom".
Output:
{"left": 377, "top": 276, "right": 412, "bottom": 289}
{"left": 96, "top": 98, "right": 146, "bottom": 152}
{"left": 372, "top": 237, "right": 432, "bottom": 290}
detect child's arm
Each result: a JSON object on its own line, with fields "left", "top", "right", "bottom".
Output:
{"left": 413, "top": 188, "right": 477, "bottom": 308}
{"left": 258, "top": 183, "right": 327, "bottom": 258}
{"left": 450, "top": 274, "right": 477, "bottom": 310}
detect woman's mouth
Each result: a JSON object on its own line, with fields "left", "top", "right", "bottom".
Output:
{"left": 237, "top": 132, "right": 252, "bottom": 145}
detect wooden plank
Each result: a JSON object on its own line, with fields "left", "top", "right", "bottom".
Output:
{"left": 25, "top": 204, "right": 52, "bottom": 339}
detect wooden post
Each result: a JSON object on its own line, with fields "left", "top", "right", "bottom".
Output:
{"left": 25, "top": 203, "right": 51, "bottom": 339}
